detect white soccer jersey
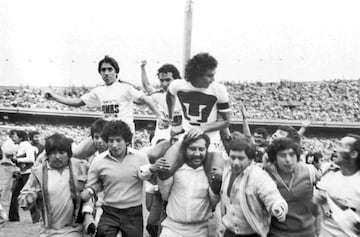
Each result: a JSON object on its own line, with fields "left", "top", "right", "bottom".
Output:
{"left": 168, "top": 80, "right": 230, "bottom": 143}
{"left": 81, "top": 82, "right": 144, "bottom": 130}
{"left": 150, "top": 90, "right": 181, "bottom": 145}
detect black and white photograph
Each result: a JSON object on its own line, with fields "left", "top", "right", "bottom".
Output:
{"left": 0, "top": 0, "right": 360, "bottom": 236}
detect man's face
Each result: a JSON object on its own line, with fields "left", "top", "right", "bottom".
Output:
{"left": 185, "top": 138, "right": 207, "bottom": 168}
{"left": 48, "top": 150, "right": 69, "bottom": 170}
{"left": 10, "top": 133, "right": 20, "bottom": 144}
{"left": 271, "top": 129, "right": 288, "bottom": 142}
{"left": 100, "top": 62, "right": 117, "bottom": 86}
{"left": 195, "top": 68, "right": 215, "bottom": 88}
{"left": 276, "top": 148, "right": 298, "bottom": 174}
{"left": 335, "top": 136, "right": 356, "bottom": 164}
{"left": 229, "top": 150, "right": 252, "bottom": 175}
{"left": 158, "top": 72, "right": 174, "bottom": 91}
{"left": 93, "top": 133, "right": 108, "bottom": 153}
{"left": 253, "top": 132, "right": 266, "bottom": 146}
{"left": 108, "top": 135, "right": 127, "bottom": 158}
{"left": 32, "top": 134, "right": 41, "bottom": 145}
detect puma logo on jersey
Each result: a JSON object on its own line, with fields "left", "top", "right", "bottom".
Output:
{"left": 177, "top": 91, "right": 217, "bottom": 124}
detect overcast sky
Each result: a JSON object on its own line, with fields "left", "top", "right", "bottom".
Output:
{"left": 1, "top": 0, "right": 360, "bottom": 87}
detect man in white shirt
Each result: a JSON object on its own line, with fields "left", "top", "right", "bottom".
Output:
{"left": 166, "top": 53, "right": 230, "bottom": 150}
{"left": 141, "top": 61, "right": 182, "bottom": 146}
{"left": 8, "top": 130, "right": 38, "bottom": 222}
{"left": 0, "top": 130, "right": 19, "bottom": 221}
{"left": 313, "top": 134, "right": 360, "bottom": 237}
{"left": 158, "top": 133, "right": 220, "bottom": 237}
{"left": 45, "top": 55, "right": 167, "bottom": 132}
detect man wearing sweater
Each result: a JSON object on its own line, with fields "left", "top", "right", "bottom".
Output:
{"left": 82, "top": 120, "right": 155, "bottom": 237}
{"left": 219, "top": 138, "right": 288, "bottom": 237}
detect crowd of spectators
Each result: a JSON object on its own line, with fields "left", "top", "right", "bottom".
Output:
{"left": 226, "top": 79, "right": 359, "bottom": 122}
{"left": 0, "top": 79, "right": 359, "bottom": 122}
{"left": 0, "top": 121, "right": 152, "bottom": 150}
{"left": 0, "top": 120, "right": 337, "bottom": 162}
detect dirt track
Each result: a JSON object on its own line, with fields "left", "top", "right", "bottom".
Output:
{"left": 0, "top": 210, "right": 39, "bottom": 237}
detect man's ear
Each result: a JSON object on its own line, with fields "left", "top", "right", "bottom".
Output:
{"left": 350, "top": 150, "right": 358, "bottom": 160}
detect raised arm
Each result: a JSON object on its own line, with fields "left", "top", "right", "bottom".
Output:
{"left": 298, "top": 120, "right": 311, "bottom": 137}
{"left": 240, "top": 104, "right": 254, "bottom": 143}
{"left": 166, "top": 90, "right": 176, "bottom": 120}
{"left": 140, "top": 60, "right": 155, "bottom": 94}
{"left": 45, "top": 90, "right": 85, "bottom": 107}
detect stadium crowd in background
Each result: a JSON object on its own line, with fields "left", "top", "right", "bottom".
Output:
{"left": 0, "top": 53, "right": 359, "bottom": 237}
{"left": 0, "top": 79, "right": 359, "bottom": 122}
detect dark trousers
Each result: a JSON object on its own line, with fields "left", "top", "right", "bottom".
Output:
{"left": 146, "top": 193, "right": 167, "bottom": 237}
{"left": 96, "top": 205, "right": 143, "bottom": 237}
{"left": 9, "top": 173, "right": 40, "bottom": 223}
{"left": 224, "top": 229, "right": 261, "bottom": 237}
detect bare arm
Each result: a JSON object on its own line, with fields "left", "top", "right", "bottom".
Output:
{"left": 166, "top": 90, "right": 176, "bottom": 120}
{"left": 45, "top": 91, "right": 85, "bottom": 107}
{"left": 298, "top": 120, "right": 311, "bottom": 137}
{"left": 72, "top": 137, "right": 97, "bottom": 159}
{"left": 158, "top": 176, "right": 174, "bottom": 201}
{"left": 240, "top": 104, "right": 254, "bottom": 143}
{"left": 138, "top": 94, "right": 161, "bottom": 117}
{"left": 140, "top": 60, "right": 155, "bottom": 94}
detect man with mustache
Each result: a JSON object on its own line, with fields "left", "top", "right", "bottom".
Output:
{"left": 313, "top": 134, "right": 360, "bottom": 237}
{"left": 158, "top": 133, "right": 220, "bottom": 237}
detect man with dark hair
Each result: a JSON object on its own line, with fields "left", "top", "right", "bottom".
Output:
{"left": 19, "top": 133, "right": 92, "bottom": 236}
{"left": 158, "top": 133, "right": 220, "bottom": 237}
{"left": 271, "top": 125, "right": 301, "bottom": 144}
{"left": 141, "top": 60, "right": 182, "bottom": 145}
{"left": 89, "top": 118, "right": 109, "bottom": 156}
{"left": 306, "top": 151, "right": 323, "bottom": 171}
{"left": 218, "top": 137, "right": 287, "bottom": 237}
{"left": 45, "top": 55, "right": 166, "bottom": 133}
{"left": 78, "top": 119, "right": 110, "bottom": 235}
{"left": 253, "top": 127, "right": 269, "bottom": 146}
{"left": 9, "top": 130, "right": 39, "bottom": 222}
{"left": 0, "top": 129, "right": 19, "bottom": 221}
{"left": 166, "top": 52, "right": 230, "bottom": 152}
{"left": 29, "top": 130, "right": 44, "bottom": 157}
{"left": 314, "top": 134, "right": 360, "bottom": 237}
{"left": 81, "top": 120, "right": 155, "bottom": 237}
{"left": 265, "top": 137, "right": 320, "bottom": 237}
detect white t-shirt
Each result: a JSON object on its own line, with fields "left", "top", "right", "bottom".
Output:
{"left": 1, "top": 138, "right": 18, "bottom": 164}
{"left": 150, "top": 90, "right": 181, "bottom": 145}
{"left": 17, "top": 141, "right": 37, "bottom": 174}
{"left": 48, "top": 167, "right": 74, "bottom": 230}
{"left": 81, "top": 82, "right": 144, "bottom": 130}
{"left": 317, "top": 170, "right": 360, "bottom": 236}
{"left": 168, "top": 80, "right": 230, "bottom": 143}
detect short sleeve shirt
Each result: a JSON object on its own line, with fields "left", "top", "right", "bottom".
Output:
{"left": 81, "top": 82, "right": 144, "bottom": 129}
{"left": 168, "top": 80, "right": 230, "bottom": 142}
